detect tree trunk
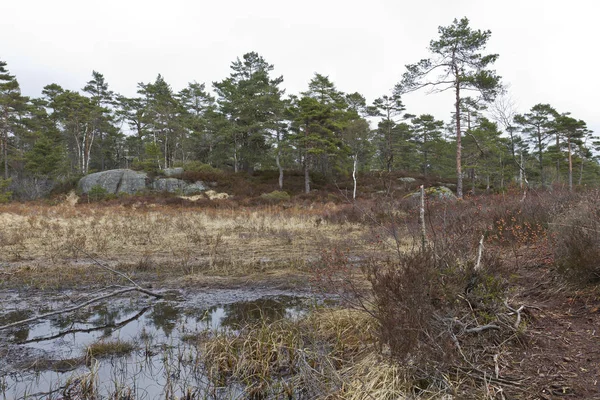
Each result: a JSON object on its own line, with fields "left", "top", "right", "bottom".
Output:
{"left": 579, "top": 157, "right": 584, "bottom": 186}
{"left": 304, "top": 126, "right": 310, "bottom": 193}
{"left": 419, "top": 185, "right": 426, "bottom": 251}
{"left": 500, "top": 155, "right": 505, "bottom": 189}
{"left": 423, "top": 134, "right": 429, "bottom": 175}
{"left": 84, "top": 126, "right": 95, "bottom": 175}
{"left": 518, "top": 152, "right": 523, "bottom": 188}
{"left": 386, "top": 110, "right": 393, "bottom": 172}
{"left": 276, "top": 131, "right": 283, "bottom": 189}
{"left": 556, "top": 134, "right": 560, "bottom": 184}
{"left": 233, "top": 143, "right": 238, "bottom": 173}
{"left": 537, "top": 128, "right": 544, "bottom": 187}
{"left": 352, "top": 154, "right": 357, "bottom": 200}
{"left": 276, "top": 151, "right": 283, "bottom": 189}
{"left": 304, "top": 155, "right": 310, "bottom": 194}
{"left": 164, "top": 134, "right": 168, "bottom": 169}
{"left": 2, "top": 128, "right": 7, "bottom": 180}
{"left": 100, "top": 131, "right": 105, "bottom": 171}
{"left": 567, "top": 137, "right": 573, "bottom": 192}
{"left": 455, "top": 71, "right": 463, "bottom": 198}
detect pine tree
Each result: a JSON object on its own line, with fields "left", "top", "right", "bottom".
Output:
{"left": 514, "top": 104, "right": 558, "bottom": 187}
{"left": 213, "top": 52, "right": 285, "bottom": 173}
{"left": 0, "top": 61, "right": 28, "bottom": 179}
{"left": 83, "top": 71, "right": 119, "bottom": 170}
{"left": 410, "top": 114, "right": 444, "bottom": 175}
{"left": 137, "top": 74, "right": 183, "bottom": 169}
{"left": 555, "top": 114, "right": 590, "bottom": 191}
{"left": 399, "top": 17, "right": 501, "bottom": 198}
{"left": 369, "top": 92, "right": 405, "bottom": 172}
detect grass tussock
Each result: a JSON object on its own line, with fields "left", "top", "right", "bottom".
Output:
{"left": 85, "top": 339, "right": 135, "bottom": 359}
{"left": 201, "top": 309, "right": 384, "bottom": 398}
{"left": 200, "top": 307, "right": 480, "bottom": 399}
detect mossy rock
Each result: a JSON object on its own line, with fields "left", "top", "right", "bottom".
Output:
{"left": 406, "top": 186, "right": 457, "bottom": 201}
{"left": 260, "top": 190, "right": 291, "bottom": 202}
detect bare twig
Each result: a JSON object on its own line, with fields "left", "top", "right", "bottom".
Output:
{"left": 0, "top": 287, "right": 162, "bottom": 331}
{"left": 74, "top": 245, "right": 141, "bottom": 288}
{"left": 464, "top": 324, "right": 501, "bottom": 334}
{"left": 493, "top": 353, "right": 500, "bottom": 379}
{"left": 505, "top": 301, "right": 525, "bottom": 329}
{"left": 442, "top": 317, "right": 501, "bottom": 334}
{"left": 17, "top": 306, "right": 151, "bottom": 344}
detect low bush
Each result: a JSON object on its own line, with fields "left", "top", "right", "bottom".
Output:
{"left": 365, "top": 249, "right": 509, "bottom": 371}
{"left": 259, "top": 190, "right": 290, "bottom": 202}
{"left": 553, "top": 196, "right": 600, "bottom": 283}
{"left": 0, "top": 178, "right": 12, "bottom": 203}
{"left": 87, "top": 185, "right": 109, "bottom": 202}
{"left": 50, "top": 175, "right": 81, "bottom": 196}
{"left": 180, "top": 161, "right": 222, "bottom": 174}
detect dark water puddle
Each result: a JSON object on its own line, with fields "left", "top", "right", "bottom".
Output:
{"left": 0, "top": 289, "right": 326, "bottom": 399}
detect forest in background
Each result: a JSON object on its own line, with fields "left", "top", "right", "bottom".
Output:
{"left": 0, "top": 17, "right": 598, "bottom": 201}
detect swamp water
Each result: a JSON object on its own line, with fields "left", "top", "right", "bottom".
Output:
{"left": 0, "top": 289, "right": 327, "bottom": 399}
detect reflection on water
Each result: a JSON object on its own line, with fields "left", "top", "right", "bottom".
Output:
{"left": 0, "top": 292, "right": 320, "bottom": 399}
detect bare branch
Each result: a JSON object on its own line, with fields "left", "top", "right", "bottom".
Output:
{"left": 464, "top": 324, "right": 501, "bottom": 334}
{"left": 0, "top": 287, "right": 162, "bottom": 331}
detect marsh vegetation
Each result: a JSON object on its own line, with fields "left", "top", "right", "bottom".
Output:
{"left": 1, "top": 183, "right": 599, "bottom": 399}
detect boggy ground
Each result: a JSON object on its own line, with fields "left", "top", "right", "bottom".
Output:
{"left": 0, "top": 196, "right": 372, "bottom": 291}
{"left": 0, "top": 192, "right": 599, "bottom": 399}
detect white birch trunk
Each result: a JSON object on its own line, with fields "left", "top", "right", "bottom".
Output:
{"left": 352, "top": 154, "right": 357, "bottom": 200}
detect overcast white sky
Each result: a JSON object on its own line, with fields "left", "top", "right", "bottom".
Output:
{"left": 2, "top": 0, "right": 599, "bottom": 135}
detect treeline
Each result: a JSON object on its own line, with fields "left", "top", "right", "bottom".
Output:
{"left": 0, "top": 18, "right": 598, "bottom": 200}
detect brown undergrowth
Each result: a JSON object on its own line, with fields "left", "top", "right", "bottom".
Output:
{"left": 2, "top": 188, "right": 600, "bottom": 398}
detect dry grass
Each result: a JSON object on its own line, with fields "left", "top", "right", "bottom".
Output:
{"left": 85, "top": 338, "right": 135, "bottom": 359}
{"left": 199, "top": 308, "right": 477, "bottom": 399}
{"left": 201, "top": 308, "right": 383, "bottom": 398}
{"left": 0, "top": 198, "right": 368, "bottom": 289}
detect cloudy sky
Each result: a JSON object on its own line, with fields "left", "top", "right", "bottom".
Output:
{"left": 2, "top": 0, "right": 599, "bottom": 134}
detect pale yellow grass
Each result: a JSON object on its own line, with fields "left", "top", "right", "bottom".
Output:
{"left": 0, "top": 201, "right": 368, "bottom": 287}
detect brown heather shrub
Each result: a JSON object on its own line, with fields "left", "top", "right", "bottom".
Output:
{"left": 553, "top": 195, "right": 600, "bottom": 283}
{"left": 364, "top": 249, "right": 507, "bottom": 371}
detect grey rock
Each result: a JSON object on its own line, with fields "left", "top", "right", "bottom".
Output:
{"left": 78, "top": 168, "right": 210, "bottom": 196}
{"left": 79, "top": 169, "right": 148, "bottom": 194}
{"left": 153, "top": 178, "right": 187, "bottom": 193}
{"left": 163, "top": 167, "right": 184, "bottom": 177}
{"left": 183, "top": 181, "right": 207, "bottom": 195}
{"left": 408, "top": 186, "right": 457, "bottom": 201}
{"left": 429, "top": 186, "right": 457, "bottom": 200}
{"left": 398, "top": 177, "right": 416, "bottom": 183}
{"left": 79, "top": 169, "right": 123, "bottom": 194}
{"left": 118, "top": 170, "right": 148, "bottom": 194}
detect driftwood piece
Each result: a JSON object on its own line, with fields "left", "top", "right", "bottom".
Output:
{"left": 475, "top": 235, "right": 485, "bottom": 271}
